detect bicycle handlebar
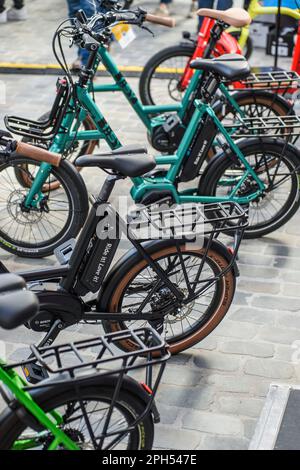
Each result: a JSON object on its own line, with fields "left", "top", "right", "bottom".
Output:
{"left": 145, "top": 13, "right": 175, "bottom": 28}
{"left": 16, "top": 142, "right": 62, "bottom": 167}
{"left": 0, "top": 132, "right": 61, "bottom": 167}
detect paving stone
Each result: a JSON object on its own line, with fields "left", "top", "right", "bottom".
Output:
{"left": 243, "top": 418, "right": 258, "bottom": 441}
{"left": 182, "top": 410, "right": 244, "bottom": 436}
{"left": 278, "top": 313, "right": 300, "bottom": 329}
{"left": 237, "top": 280, "right": 280, "bottom": 295}
{"left": 157, "top": 384, "right": 215, "bottom": 411}
{"left": 218, "top": 396, "right": 265, "bottom": 418}
{"left": 160, "top": 365, "right": 204, "bottom": 387}
{"left": 230, "top": 307, "right": 278, "bottom": 325}
{"left": 200, "top": 435, "right": 249, "bottom": 450}
{"left": 154, "top": 425, "right": 203, "bottom": 450}
{"left": 244, "top": 359, "right": 294, "bottom": 380}
{"left": 193, "top": 350, "right": 240, "bottom": 373}
{"left": 219, "top": 340, "right": 274, "bottom": 358}
{"left": 192, "top": 336, "right": 218, "bottom": 351}
{"left": 239, "top": 265, "right": 279, "bottom": 280}
{"left": 283, "top": 284, "right": 300, "bottom": 297}
{"left": 213, "top": 320, "right": 258, "bottom": 340}
{"left": 259, "top": 326, "right": 300, "bottom": 345}
{"left": 206, "top": 374, "right": 270, "bottom": 396}
{"left": 252, "top": 295, "right": 300, "bottom": 312}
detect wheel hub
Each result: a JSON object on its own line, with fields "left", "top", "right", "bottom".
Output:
{"left": 7, "top": 190, "right": 44, "bottom": 225}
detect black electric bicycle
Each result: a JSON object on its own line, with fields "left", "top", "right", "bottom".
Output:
{"left": 0, "top": 273, "right": 169, "bottom": 450}
{"left": 0, "top": 135, "right": 247, "bottom": 375}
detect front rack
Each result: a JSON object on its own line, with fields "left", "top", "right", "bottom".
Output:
{"left": 5, "top": 327, "right": 169, "bottom": 385}
{"left": 4, "top": 77, "right": 72, "bottom": 141}
{"left": 229, "top": 70, "right": 300, "bottom": 91}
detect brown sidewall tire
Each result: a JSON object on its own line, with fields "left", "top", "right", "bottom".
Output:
{"left": 107, "top": 246, "right": 235, "bottom": 355}
{"left": 206, "top": 93, "right": 291, "bottom": 162}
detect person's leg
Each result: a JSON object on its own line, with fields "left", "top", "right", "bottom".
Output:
{"left": 0, "top": 1, "right": 5, "bottom": 14}
{"left": 13, "top": 0, "right": 25, "bottom": 9}
{"left": 216, "top": 0, "right": 233, "bottom": 10}
{"left": 154, "top": 0, "right": 172, "bottom": 16}
{"left": 197, "top": 0, "right": 213, "bottom": 29}
{"left": 7, "top": 0, "right": 27, "bottom": 20}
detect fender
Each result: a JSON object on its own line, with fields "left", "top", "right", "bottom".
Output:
{"left": 0, "top": 374, "right": 154, "bottom": 433}
{"left": 59, "top": 158, "right": 89, "bottom": 227}
{"left": 212, "top": 89, "right": 294, "bottom": 116}
{"left": 98, "top": 238, "right": 239, "bottom": 312}
{"left": 198, "top": 136, "right": 300, "bottom": 193}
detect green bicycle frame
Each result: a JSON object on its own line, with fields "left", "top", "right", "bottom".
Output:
{"left": 0, "top": 359, "right": 79, "bottom": 450}
{"left": 24, "top": 45, "right": 246, "bottom": 207}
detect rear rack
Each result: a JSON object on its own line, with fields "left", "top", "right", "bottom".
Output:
{"left": 229, "top": 70, "right": 300, "bottom": 91}
{"left": 4, "top": 77, "right": 71, "bottom": 141}
{"left": 128, "top": 201, "right": 248, "bottom": 239}
{"left": 5, "top": 327, "right": 169, "bottom": 385}
{"left": 233, "top": 114, "right": 300, "bottom": 138}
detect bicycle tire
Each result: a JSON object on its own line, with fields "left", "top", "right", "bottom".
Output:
{"left": 0, "top": 376, "right": 154, "bottom": 450}
{"left": 0, "top": 155, "right": 88, "bottom": 258}
{"left": 99, "top": 239, "right": 236, "bottom": 355}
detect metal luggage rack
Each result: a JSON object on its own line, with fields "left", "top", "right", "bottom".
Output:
{"left": 4, "top": 77, "right": 72, "bottom": 141}
{"left": 5, "top": 327, "right": 169, "bottom": 386}
{"left": 234, "top": 114, "right": 300, "bottom": 138}
{"left": 228, "top": 70, "right": 300, "bottom": 91}
{"left": 127, "top": 200, "right": 248, "bottom": 239}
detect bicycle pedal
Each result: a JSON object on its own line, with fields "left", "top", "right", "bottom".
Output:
{"left": 22, "top": 363, "right": 49, "bottom": 384}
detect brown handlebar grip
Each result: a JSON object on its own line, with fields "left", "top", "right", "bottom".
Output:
{"left": 16, "top": 142, "right": 62, "bottom": 167}
{"left": 145, "top": 13, "right": 176, "bottom": 28}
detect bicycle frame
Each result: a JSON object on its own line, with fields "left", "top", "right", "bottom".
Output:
{"left": 236, "top": 0, "right": 300, "bottom": 56}
{"left": 0, "top": 360, "right": 79, "bottom": 450}
{"left": 23, "top": 45, "right": 249, "bottom": 208}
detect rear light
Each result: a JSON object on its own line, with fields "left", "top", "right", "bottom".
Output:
{"left": 140, "top": 382, "right": 153, "bottom": 395}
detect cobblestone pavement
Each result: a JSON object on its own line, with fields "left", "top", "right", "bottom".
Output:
{"left": 0, "top": 0, "right": 300, "bottom": 451}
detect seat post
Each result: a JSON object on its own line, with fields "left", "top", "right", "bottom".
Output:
{"left": 201, "top": 72, "right": 220, "bottom": 104}
{"left": 96, "top": 173, "right": 123, "bottom": 204}
{"left": 203, "top": 20, "right": 227, "bottom": 59}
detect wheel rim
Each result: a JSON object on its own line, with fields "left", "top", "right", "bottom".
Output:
{"left": 0, "top": 160, "right": 73, "bottom": 248}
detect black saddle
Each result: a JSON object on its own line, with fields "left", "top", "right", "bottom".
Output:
{"left": 190, "top": 54, "right": 250, "bottom": 81}
{"left": 0, "top": 274, "right": 38, "bottom": 330}
{"left": 75, "top": 145, "right": 156, "bottom": 177}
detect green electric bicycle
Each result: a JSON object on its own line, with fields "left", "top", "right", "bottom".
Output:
{"left": 0, "top": 273, "right": 168, "bottom": 450}
{"left": 3, "top": 8, "right": 300, "bottom": 258}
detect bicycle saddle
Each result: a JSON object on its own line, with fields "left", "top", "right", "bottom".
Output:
{"left": 197, "top": 8, "right": 252, "bottom": 27}
{"left": 190, "top": 54, "right": 250, "bottom": 81}
{"left": 76, "top": 150, "right": 156, "bottom": 177}
{"left": 0, "top": 274, "right": 38, "bottom": 330}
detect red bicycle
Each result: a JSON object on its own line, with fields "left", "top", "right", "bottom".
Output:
{"left": 139, "top": 7, "right": 299, "bottom": 106}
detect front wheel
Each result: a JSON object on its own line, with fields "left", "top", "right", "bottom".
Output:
{"left": 0, "top": 378, "right": 154, "bottom": 450}
{"left": 100, "top": 240, "right": 236, "bottom": 354}
{"left": 0, "top": 156, "right": 88, "bottom": 258}
{"left": 199, "top": 139, "right": 300, "bottom": 238}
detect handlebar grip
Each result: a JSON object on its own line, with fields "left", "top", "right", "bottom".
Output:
{"left": 145, "top": 13, "right": 176, "bottom": 28}
{"left": 16, "top": 142, "right": 61, "bottom": 167}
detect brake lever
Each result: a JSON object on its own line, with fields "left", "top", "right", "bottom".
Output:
{"left": 141, "top": 24, "right": 154, "bottom": 37}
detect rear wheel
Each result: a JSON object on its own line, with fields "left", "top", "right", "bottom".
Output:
{"left": 199, "top": 139, "right": 300, "bottom": 238}
{"left": 139, "top": 44, "right": 194, "bottom": 106}
{"left": 228, "top": 31, "right": 253, "bottom": 60}
{"left": 0, "top": 380, "right": 154, "bottom": 450}
{"left": 101, "top": 241, "right": 236, "bottom": 354}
